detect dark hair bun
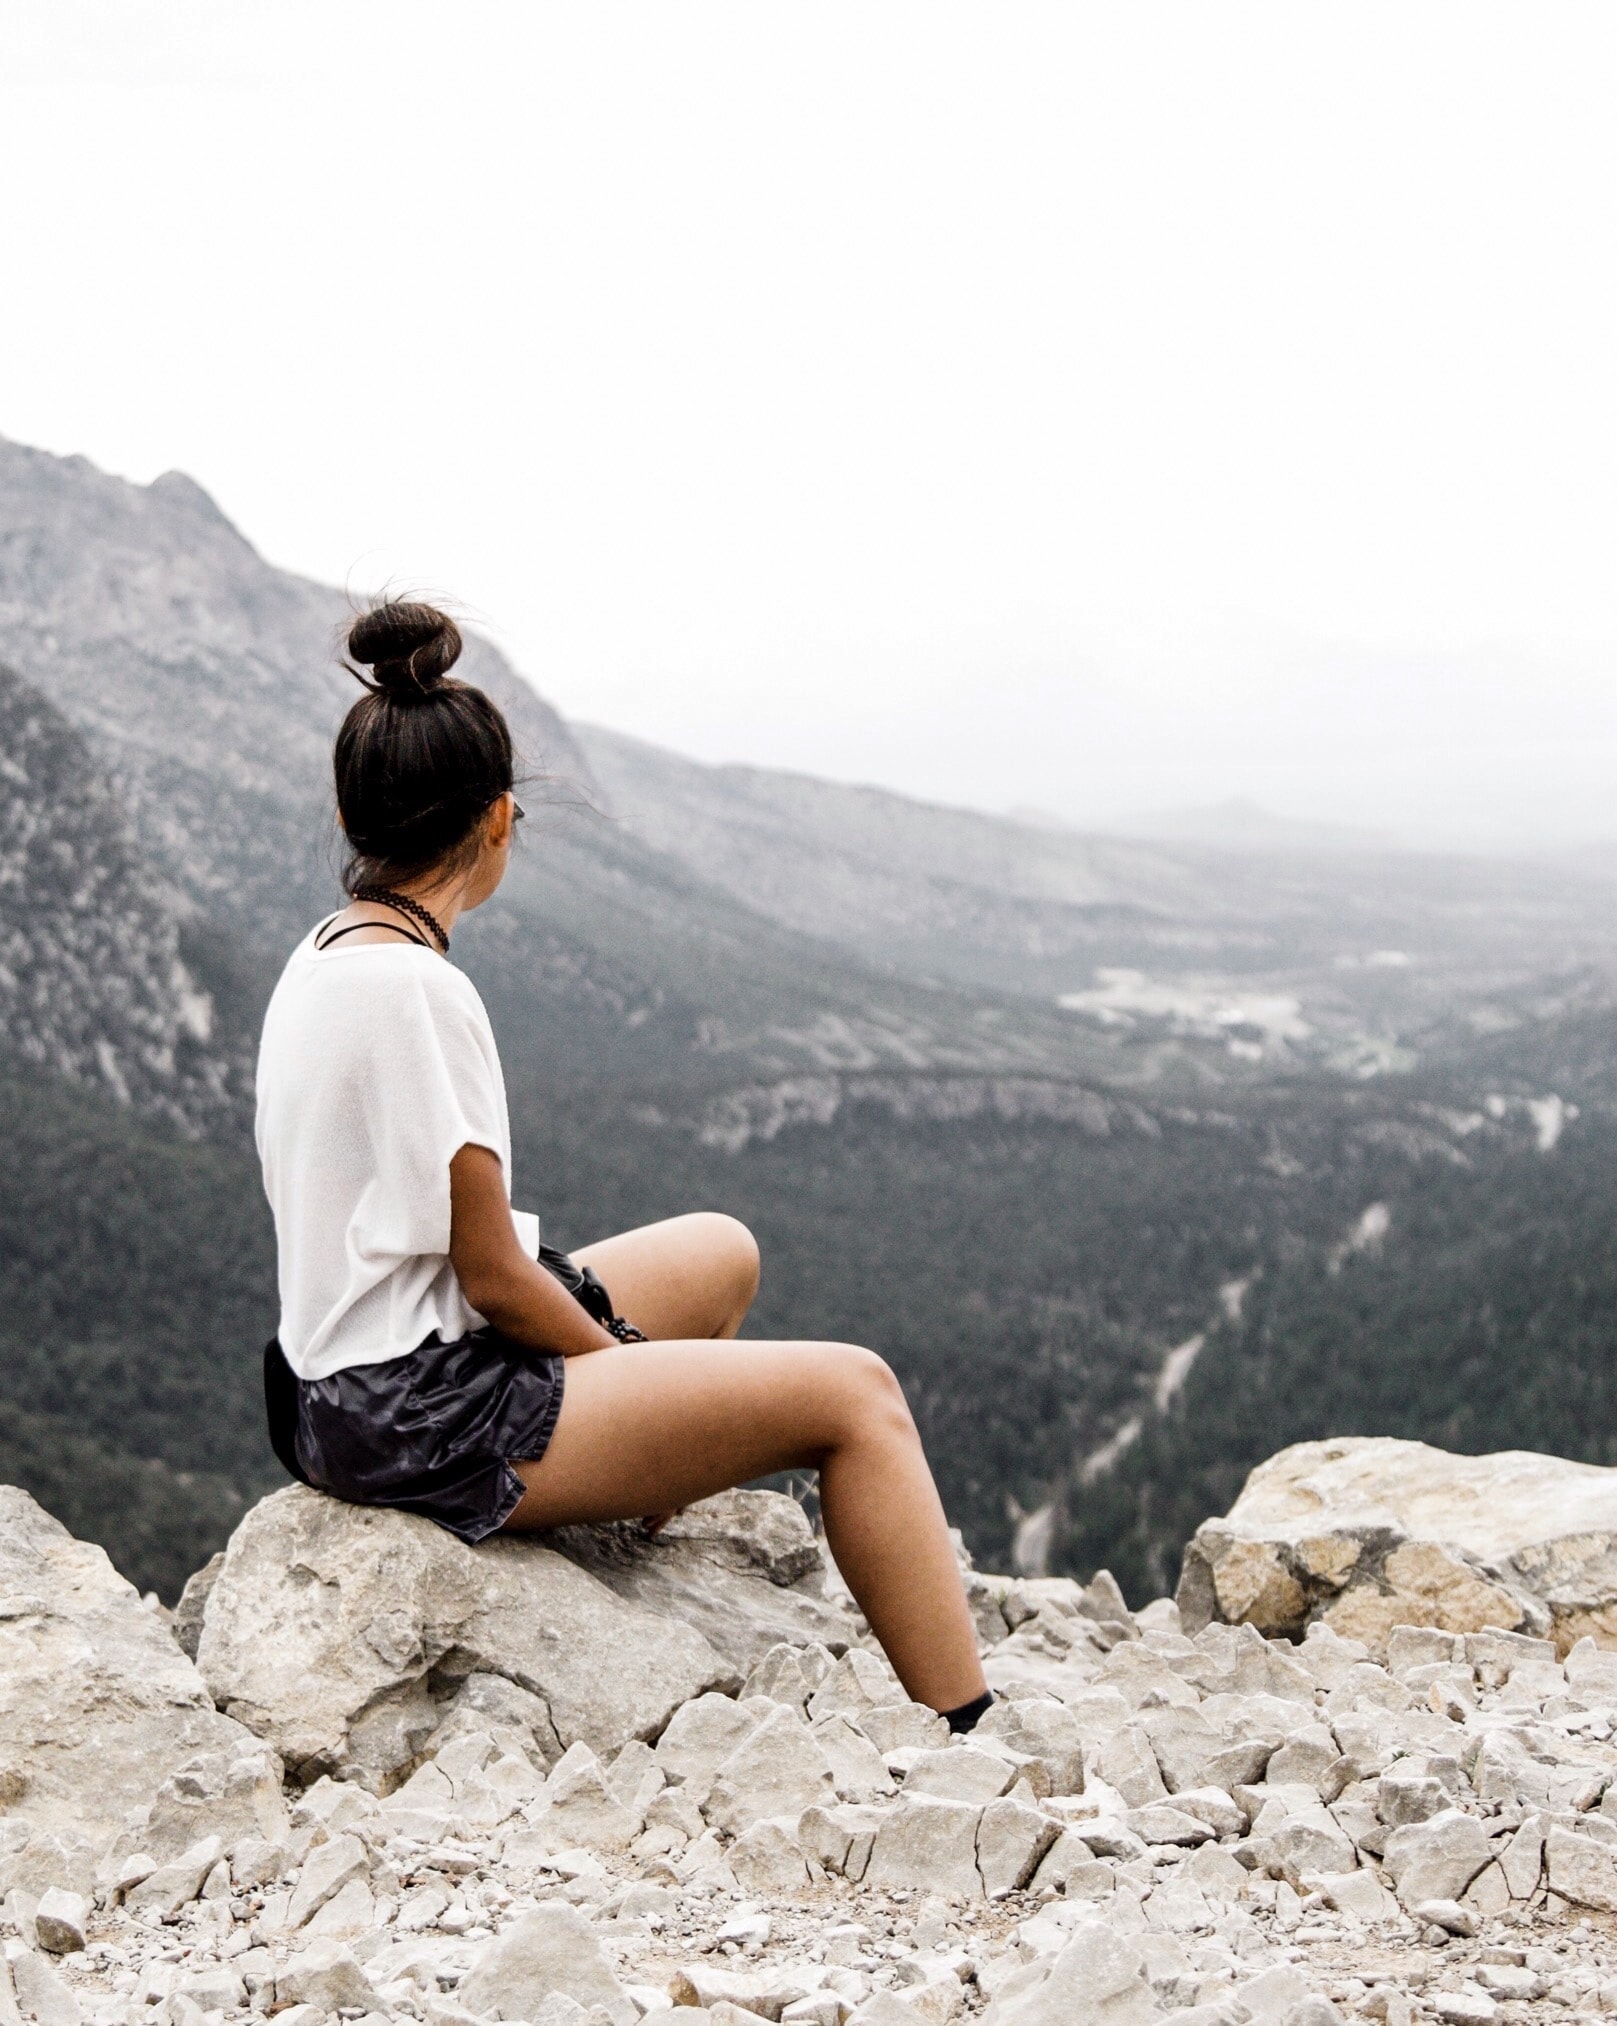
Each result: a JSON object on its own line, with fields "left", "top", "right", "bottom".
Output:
{"left": 347, "top": 599, "right": 462, "bottom": 698}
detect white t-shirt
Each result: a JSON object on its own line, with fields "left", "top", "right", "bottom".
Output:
{"left": 255, "top": 922, "right": 540, "bottom": 1381}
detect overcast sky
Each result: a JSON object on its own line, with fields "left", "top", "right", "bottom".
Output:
{"left": 4, "top": 3, "right": 1617, "bottom": 845}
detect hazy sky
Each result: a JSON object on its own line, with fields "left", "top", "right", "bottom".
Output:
{"left": 4, "top": 3, "right": 1617, "bottom": 844}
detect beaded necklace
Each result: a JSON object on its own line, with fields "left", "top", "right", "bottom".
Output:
{"left": 352, "top": 885, "right": 451, "bottom": 954}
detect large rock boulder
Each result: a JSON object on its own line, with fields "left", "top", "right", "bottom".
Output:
{"left": 194, "top": 1485, "right": 851, "bottom": 1787}
{"left": 1177, "top": 1437, "right": 1617, "bottom": 1655}
{"left": 0, "top": 1488, "right": 254, "bottom": 1890}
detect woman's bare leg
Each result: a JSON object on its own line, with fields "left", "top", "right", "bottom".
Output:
{"left": 504, "top": 1338, "right": 986, "bottom": 1713}
{"left": 572, "top": 1213, "right": 759, "bottom": 1340}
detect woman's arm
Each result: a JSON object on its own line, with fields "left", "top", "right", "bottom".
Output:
{"left": 449, "top": 1144, "right": 615, "bottom": 1355}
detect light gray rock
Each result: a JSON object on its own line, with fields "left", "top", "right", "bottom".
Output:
{"left": 1272, "top": 1812, "right": 1358, "bottom": 1878}
{"left": 976, "top": 1697, "right": 1084, "bottom": 1794}
{"left": 529, "top": 1998, "right": 592, "bottom": 2026}
{"left": 981, "top": 1635, "right": 1104, "bottom": 1701}
{"left": 1381, "top": 1809, "right": 1494, "bottom": 1907}
{"left": 1096, "top": 1644, "right": 1200, "bottom": 1711}
{"left": 171, "top": 1554, "right": 224, "bottom": 1663}
{"left": 1311, "top": 1867, "right": 1397, "bottom": 1920}
{"left": 808, "top": 1650, "right": 903, "bottom": 1721}
{"left": 424, "top": 1672, "right": 561, "bottom": 1768}
{"left": 797, "top": 1803, "right": 887, "bottom": 1882}
{"left": 668, "top": 1966, "right": 810, "bottom": 2020}
{"left": 1048, "top": 1685, "right": 1132, "bottom": 1748}
{"left": 704, "top": 1704, "right": 838, "bottom": 1832}
{"left": 1564, "top": 1633, "right": 1617, "bottom": 1702}
{"left": 460, "top": 1903, "right": 628, "bottom": 2021}
{"left": 1430, "top": 1996, "right": 1495, "bottom": 2026}
{"left": 2, "top": 1893, "right": 38, "bottom": 1951}
{"left": 537, "top": 1742, "right": 646, "bottom": 1852}
{"left": 603, "top": 1739, "right": 662, "bottom": 1811}
{"left": 1125, "top": 1804, "right": 1214, "bottom": 1847}
{"left": 1376, "top": 1770, "right": 1448, "bottom": 1827}
{"left": 903, "top": 1976, "right": 966, "bottom": 2026}
{"left": 865, "top": 1796, "right": 984, "bottom": 1900}
{"left": 108, "top": 1743, "right": 290, "bottom": 1872}
{"left": 197, "top": 1485, "right": 733, "bottom": 1783}
{"left": 1281, "top": 2002, "right": 1345, "bottom": 2026}
{"left": 1544, "top": 1823, "right": 1617, "bottom": 1910}
{"left": 811, "top": 1713, "right": 896, "bottom": 1801}
{"left": 274, "top": 1943, "right": 381, "bottom": 2014}
{"left": 1410, "top": 1898, "right": 1475, "bottom": 1936}
{"left": 975, "top": 1797, "right": 1057, "bottom": 1898}
{"left": 782, "top": 1997, "right": 851, "bottom": 2026}
{"left": 1232, "top": 1967, "right": 1310, "bottom": 2026}
{"left": 1074, "top": 1818, "right": 1147, "bottom": 1862}
{"left": 1169, "top": 1787, "right": 1246, "bottom": 1837}
{"left": 27, "top": 1895, "right": 83, "bottom": 1958}
{"left": 644, "top": 1783, "right": 706, "bottom": 1841}
{"left": 550, "top": 1493, "right": 860, "bottom": 1673}
{"left": 93, "top": 1852, "right": 154, "bottom": 1904}
{"left": 1092, "top": 1725, "right": 1169, "bottom": 1807}
{"left": 654, "top": 1694, "right": 767, "bottom": 1799}
{"left": 979, "top": 1921, "right": 1157, "bottom": 2026}
{"left": 1472, "top": 1965, "right": 1543, "bottom": 2001}
{"left": 1028, "top": 1828, "right": 1117, "bottom": 1898}
{"left": 1175, "top": 1438, "right": 1617, "bottom": 1655}
{"left": 901, "top": 1746, "right": 1015, "bottom": 1806}
{"left": 1184, "top": 1841, "right": 1250, "bottom": 1901}
{"left": 1170, "top": 2005, "right": 1254, "bottom": 2026}
{"left": 1265, "top": 1726, "right": 1348, "bottom": 1797}
{"left": 174, "top": 1969, "right": 246, "bottom": 2012}
{"left": 8, "top": 1947, "right": 80, "bottom": 2026}
{"left": 1498, "top": 1814, "right": 1545, "bottom": 1898}
{"left": 727, "top": 1818, "right": 812, "bottom": 1893}
{"left": 1132, "top": 1706, "right": 1223, "bottom": 1794}
{"left": 854, "top": 1704, "right": 949, "bottom": 1753}
{"left": 1292, "top": 1623, "right": 1373, "bottom": 1691}
{"left": 284, "top": 1831, "right": 369, "bottom": 1929}
{"left": 123, "top": 1836, "right": 223, "bottom": 1918}
{"left": 1386, "top": 1627, "right": 1462, "bottom": 1676}
{"left": 0, "top": 1490, "right": 251, "bottom": 1890}
{"left": 1179, "top": 1623, "right": 1315, "bottom": 1704}
{"left": 744, "top": 1642, "right": 837, "bottom": 1711}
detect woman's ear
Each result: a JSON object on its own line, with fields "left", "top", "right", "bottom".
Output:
{"left": 486, "top": 794, "right": 516, "bottom": 851}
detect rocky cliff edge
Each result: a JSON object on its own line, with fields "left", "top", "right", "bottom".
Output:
{"left": 4, "top": 1444, "right": 1617, "bottom": 2026}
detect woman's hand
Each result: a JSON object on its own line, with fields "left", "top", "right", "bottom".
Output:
{"left": 449, "top": 1144, "right": 616, "bottom": 1355}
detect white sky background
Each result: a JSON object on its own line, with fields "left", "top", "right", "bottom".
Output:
{"left": 3, "top": 2, "right": 1617, "bottom": 846}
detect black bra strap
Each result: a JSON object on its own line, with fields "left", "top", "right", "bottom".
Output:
{"left": 314, "top": 919, "right": 431, "bottom": 952}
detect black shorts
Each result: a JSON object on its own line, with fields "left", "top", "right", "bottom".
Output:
{"left": 263, "top": 1245, "right": 634, "bottom": 1544}
{"left": 266, "top": 1327, "right": 565, "bottom": 1545}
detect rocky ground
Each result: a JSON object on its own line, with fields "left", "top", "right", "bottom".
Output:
{"left": 6, "top": 1447, "right": 1617, "bottom": 2026}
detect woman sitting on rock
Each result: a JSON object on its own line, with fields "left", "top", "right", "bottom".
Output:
{"left": 256, "top": 599, "right": 990, "bottom": 1732}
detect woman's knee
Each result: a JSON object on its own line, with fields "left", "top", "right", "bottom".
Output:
{"left": 822, "top": 1341, "right": 916, "bottom": 1443}
{"left": 695, "top": 1211, "right": 760, "bottom": 1309}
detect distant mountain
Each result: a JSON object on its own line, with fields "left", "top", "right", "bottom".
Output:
{"left": 1106, "top": 796, "right": 1397, "bottom": 854}
{"left": 0, "top": 659, "right": 245, "bottom": 1132}
{"left": 576, "top": 723, "right": 1218, "bottom": 991}
{"left": 0, "top": 441, "right": 585, "bottom": 955}
{"left": 576, "top": 721, "right": 1617, "bottom": 1064}
{"left": 0, "top": 437, "right": 1137, "bottom": 1104}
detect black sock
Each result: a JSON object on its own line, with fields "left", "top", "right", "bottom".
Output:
{"left": 943, "top": 1689, "right": 994, "bottom": 1735}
